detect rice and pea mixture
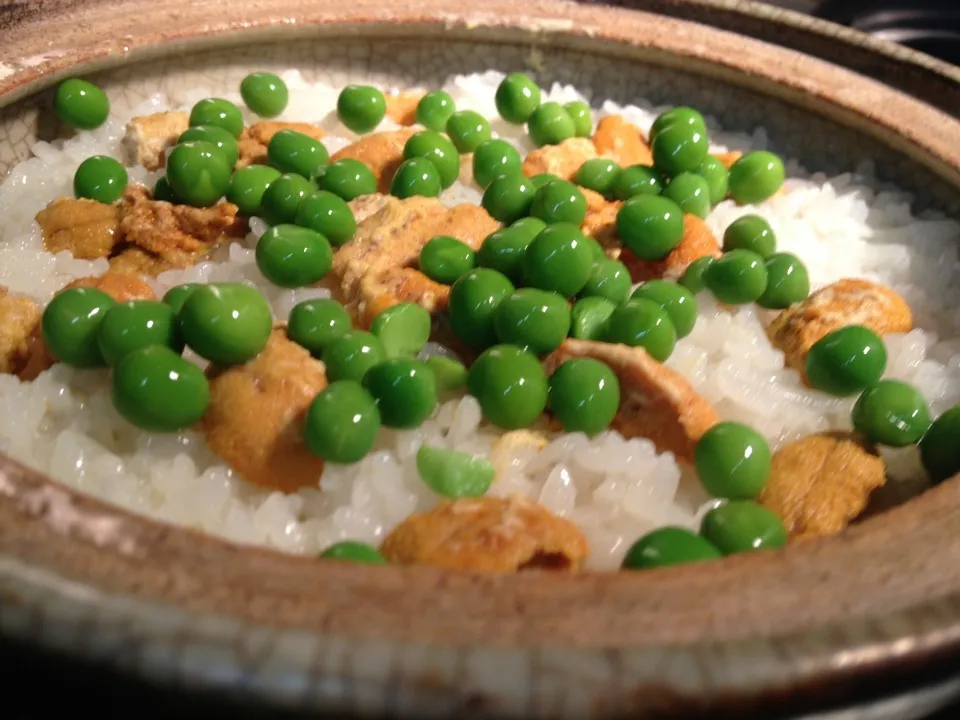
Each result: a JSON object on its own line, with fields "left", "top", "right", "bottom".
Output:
{"left": 0, "top": 69, "right": 958, "bottom": 571}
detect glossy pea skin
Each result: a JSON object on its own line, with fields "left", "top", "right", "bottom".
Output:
{"left": 694, "top": 422, "right": 771, "bottom": 500}
{"left": 189, "top": 98, "right": 244, "bottom": 138}
{"left": 548, "top": 357, "right": 620, "bottom": 435}
{"left": 580, "top": 259, "right": 632, "bottom": 304}
{"left": 294, "top": 190, "right": 355, "bottom": 246}
{"left": 575, "top": 158, "right": 621, "bottom": 198}
{"left": 178, "top": 124, "right": 239, "bottom": 170}
{"left": 162, "top": 283, "right": 202, "bottom": 314}
{"left": 404, "top": 131, "right": 460, "bottom": 189}
{"left": 111, "top": 346, "right": 210, "bottom": 432}
{"left": 472, "top": 139, "right": 523, "bottom": 189}
{"left": 651, "top": 121, "right": 709, "bottom": 176}
{"left": 321, "top": 540, "right": 386, "bottom": 564}
{"left": 417, "top": 445, "right": 495, "bottom": 499}
{"left": 447, "top": 268, "right": 515, "bottom": 350}
{"left": 97, "top": 300, "right": 182, "bottom": 365}
{"left": 571, "top": 296, "right": 617, "bottom": 340}
{"left": 426, "top": 356, "right": 469, "bottom": 393}
{"left": 757, "top": 253, "right": 810, "bottom": 309}
{"left": 564, "top": 101, "right": 593, "bottom": 137}
{"left": 703, "top": 249, "right": 768, "bottom": 305}
{"left": 322, "top": 331, "right": 386, "bottom": 383}
{"left": 678, "top": 256, "right": 716, "bottom": 294}
{"left": 852, "top": 380, "right": 932, "bottom": 447}
{"left": 467, "top": 344, "right": 548, "bottom": 429}
{"left": 613, "top": 165, "right": 664, "bottom": 201}
{"left": 445, "top": 110, "right": 492, "bottom": 153}
{"left": 363, "top": 358, "right": 437, "bottom": 429}
{"left": 415, "top": 90, "right": 456, "bottom": 132}
{"left": 728, "top": 151, "right": 786, "bottom": 205}
{"left": 530, "top": 180, "right": 587, "bottom": 226}
{"left": 287, "top": 299, "right": 353, "bottom": 357}
{"left": 805, "top": 326, "right": 887, "bottom": 397}
{"left": 337, "top": 85, "right": 387, "bottom": 134}
{"left": 304, "top": 380, "right": 381, "bottom": 463}
{"left": 41, "top": 287, "right": 116, "bottom": 368}
{"left": 616, "top": 195, "right": 685, "bottom": 261}
{"left": 723, "top": 215, "right": 776, "bottom": 258}
{"left": 481, "top": 173, "right": 536, "bottom": 224}
{"left": 54, "top": 78, "right": 109, "bottom": 130}
{"left": 530, "top": 173, "right": 562, "bottom": 190}
{"left": 153, "top": 176, "right": 177, "bottom": 203}
{"left": 419, "top": 235, "right": 476, "bottom": 285}
{"left": 522, "top": 223, "right": 594, "bottom": 298}
{"left": 227, "top": 165, "right": 281, "bottom": 215}
{"left": 267, "top": 130, "right": 329, "bottom": 179}
{"left": 260, "top": 173, "right": 315, "bottom": 225}
{"left": 178, "top": 283, "right": 273, "bottom": 365}
{"left": 256, "top": 224, "right": 332, "bottom": 288}
{"left": 73, "top": 155, "right": 127, "bottom": 205}
{"left": 649, "top": 107, "right": 707, "bottom": 145}
{"left": 370, "top": 302, "right": 432, "bottom": 358}
{"left": 580, "top": 235, "right": 608, "bottom": 264}
{"left": 495, "top": 73, "right": 542, "bottom": 124}
{"left": 701, "top": 501, "right": 787, "bottom": 555}
{"left": 391, "top": 158, "right": 442, "bottom": 199}
{"left": 697, "top": 155, "right": 729, "bottom": 205}
{"left": 320, "top": 158, "right": 377, "bottom": 201}
{"left": 475, "top": 219, "right": 544, "bottom": 283}
{"left": 166, "top": 141, "right": 231, "bottom": 208}
{"left": 494, "top": 288, "right": 571, "bottom": 355}
{"left": 621, "top": 527, "right": 722, "bottom": 570}
{"left": 631, "top": 280, "right": 697, "bottom": 338}
{"left": 663, "top": 172, "right": 711, "bottom": 219}
{"left": 240, "top": 72, "right": 288, "bottom": 118}
{"left": 527, "top": 102, "right": 576, "bottom": 148}
{"left": 920, "top": 406, "right": 960, "bottom": 484}
{"left": 604, "top": 298, "right": 677, "bottom": 362}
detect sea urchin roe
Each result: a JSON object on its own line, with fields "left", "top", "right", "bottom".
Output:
{"left": 852, "top": 379, "right": 932, "bottom": 447}
{"left": 417, "top": 445, "right": 495, "bottom": 498}
{"left": 694, "top": 422, "right": 772, "bottom": 499}
{"left": 621, "top": 527, "right": 722, "bottom": 570}
{"left": 0, "top": 291, "right": 43, "bottom": 377}
{"left": 467, "top": 344, "right": 548, "bottom": 430}
{"left": 700, "top": 500, "right": 788, "bottom": 554}
{"left": 36, "top": 197, "right": 120, "bottom": 260}
{"left": 304, "top": 380, "right": 381, "bottom": 464}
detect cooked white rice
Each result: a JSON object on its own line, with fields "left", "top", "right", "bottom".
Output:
{"left": 1, "top": 70, "right": 958, "bottom": 570}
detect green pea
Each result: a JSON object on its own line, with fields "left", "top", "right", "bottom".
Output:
{"left": 757, "top": 253, "right": 810, "bottom": 309}
{"left": 267, "top": 129, "right": 329, "bottom": 179}
{"left": 679, "top": 256, "right": 716, "bottom": 294}
{"left": 616, "top": 195, "right": 685, "bottom": 261}
{"left": 304, "top": 380, "right": 381, "bottom": 463}
{"left": 320, "top": 540, "right": 386, "bottom": 564}
{"left": 852, "top": 380, "right": 932, "bottom": 447}
{"left": 337, "top": 85, "right": 386, "bottom": 134}
{"left": 391, "top": 158, "right": 442, "bottom": 199}
{"left": 728, "top": 151, "right": 785, "bottom": 205}
{"left": 494, "top": 288, "right": 571, "bottom": 355}
{"left": 227, "top": 165, "right": 281, "bottom": 215}
{"left": 613, "top": 165, "right": 664, "bottom": 200}
{"left": 178, "top": 124, "right": 240, "bottom": 169}
{"left": 447, "top": 268, "right": 515, "bottom": 349}
{"left": 694, "top": 422, "right": 771, "bottom": 499}
{"left": 41, "top": 287, "right": 116, "bottom": 368}
{"left": 162, "top": 283, "right": 202, "bottom": 314}
{"left": 920, "top": 406, "right": 960, "bottom": 484}
{"left": 153, "top": 176, "right": 177, "bottom": 203}
{"left": 703, "top": 249, "right": 768, "bottom": 305}
{"left": 580, "top": 259, "right": 632, "bottom": 304}
{"left": 467, "top": 345, "right": 548, "bottom": 429}
{"left": 189, "top": 98, "right": 244, "bottom": 138}
{"left": 511, "top": 217, "right": 548, "bottom": 239}
{"left": 419, "top": 235, "right": 476, "bottom": 284}
{"left": 631, "top": 280, "right": 697, "bottom": 338}
{"left": 649, "top": 107, "right": 707, "bottom": 144}
{"left": 604, "top": 298, "right": 677, "bottom": 362}
{"left": 294, "top": 190, "right": 355, "bottom": 246}
{"left": 370, "top": 302, "right": 431, "bottom": 358}
{"left": 256, "top": 224, "right": 332, "bottom": 288}
{"left": 723, "top": 215, "right": 776, "bottom": 257}
{"left": 663, "top": 172, "right": 711, "bottom": 219}
{"left": 472, "top": 139, "right": 523, "bottom": 189}
{"left": 322, "top": 331, "right": 386, "bottom": 383}
{"left": 417, "top": 445, "right": 494, "bottom": 498}
{"left": 697, "top": 155, "right": 729, "bottom": 205}
{"left": 415, "top": 90, "right": 456, "bottom": 132}
{"left": 575, "top": 158, "right": 621, "bottom": 197}
{"left": 530, "top": 180, "right": 587, "bottom": 226}
{"left": 288, "top": 299, "right": 353, "bottom": 357}
{"left": 805, "top": 326, "right": 887, "bottom": 397}
{"left": 426, "top": 356, "right": 469, "bottom": 393}
{"left": 580, "top": 234, "right": 609, "bottom": 264}
{"left": 481, "top": 173, "right": 536, "bottom": 224}
{"left": 240, "top": 72, "right": 288, "bottom": 118}
{"left": 363, "top": 358, "right": 437, "bottom": 429}
{"left": 446, "top": 110, "right": 492, "bottom": 153}
{"left": 166, "top": 141, "right": 231, "bottom": 208}
{"left": 54, "top": 78, "right": 109, "bottom": 130}
{"left": 548, "top": 357, "right": 620, "bottom": 434}
{"left": 318, "top": 158, "right": 376, "bottom": 202}
{"left": 475, "top": 220, "right": 542, "bottom": 283}
{"left": 621, "top": 527, "right": 722, "bottom": 570}
{"left": 527, "top": 102, "right": 576, "bottom": 148}
{"left": 178, "top": 283, "right": 273, "bottom": 365}
{"left": 260, "top": 173, "right": 315, "bottom": 225}
{"left": 700, "top": 501, "right": 787, "bottom": 554}
{"left": 564, "top": 101, "right": 593, "bottom": 137}
{"left": 111, "top": 346, "right": 210, "bottom": 432}
{"left": 530, "top": 173, "right": 562, "bottom": 190}
{"left": 522, "top": 223, "right": 594, "bottom": 297}
{"left": 495, "top": 73, "right": 542, "bottom": 124}
{"left": 97, "top": 300, "right": 182, "bottom": 365}
{"left": 651, "top": 121, "right": 709, "bottom": 176}
{"left": 73, "top": 155, "right": 127, "bottom": 205}
{"left": 403, "top": 131, "right": 460, "bottom": 189}
{"left": 571, "top": 296, "right": 616, "bottom": 340}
